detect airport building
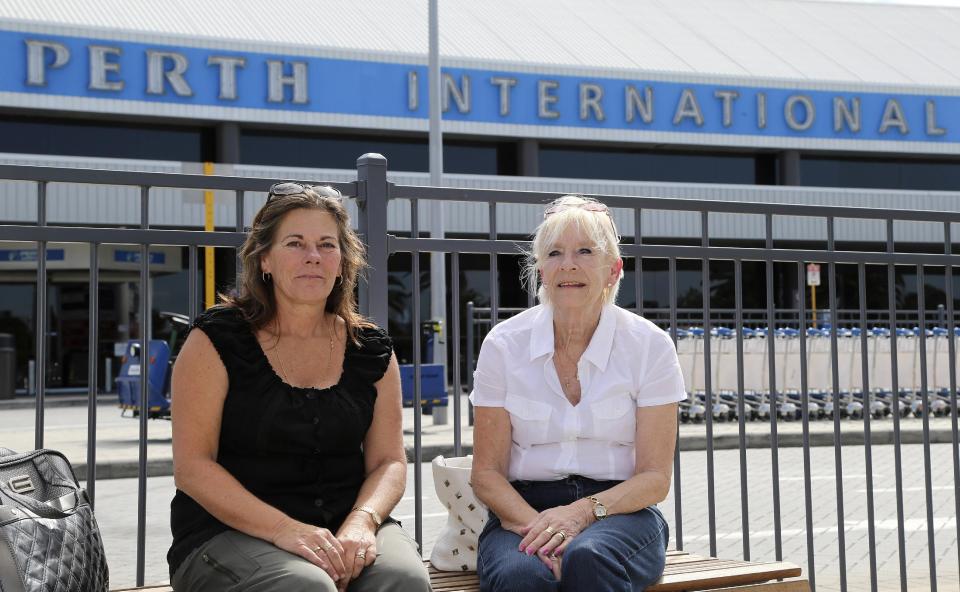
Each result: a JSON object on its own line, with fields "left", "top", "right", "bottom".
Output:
{"left": 2, "top": 0, "right": 960, "bottom": 390}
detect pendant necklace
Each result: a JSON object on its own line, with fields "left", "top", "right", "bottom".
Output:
{"left": 554, "top": 342, "right": 581, "bottom": 391}
{"left": 275, "top": 315, "right": 336, "bottom": 387}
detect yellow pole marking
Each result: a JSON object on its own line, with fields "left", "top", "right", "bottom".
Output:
{"left": 811, "top": 284, "right": 817, "bottom": 326}
{"left": 203, "top": 161, "right": 215, "bottom": 310}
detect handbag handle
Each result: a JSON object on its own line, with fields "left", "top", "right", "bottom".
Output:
{"left": 0, "top": 486, "right": 88, "bottom": 519}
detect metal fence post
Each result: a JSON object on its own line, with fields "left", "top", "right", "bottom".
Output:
{"left": 466, "top": 301, "right": 475, "bottom": 426}
{"left": 357, "top": 153, "right": 390, "bottom": 328}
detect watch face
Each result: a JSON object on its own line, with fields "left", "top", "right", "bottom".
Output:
{"left": 594, "top": 505, "right": 608, "bottom": 519}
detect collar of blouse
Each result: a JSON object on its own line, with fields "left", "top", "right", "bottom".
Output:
{"left": 529, "top": 303, "right": 617, "bottom": 371}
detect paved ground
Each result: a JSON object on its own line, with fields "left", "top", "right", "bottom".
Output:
{"left": 2, "top": 394, "right": 958, "bottom": 590}
{"left": 92, "top": 447, "right": 958, "bottom": 591}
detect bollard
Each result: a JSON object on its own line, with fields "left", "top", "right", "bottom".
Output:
{"left": 433, "top": 403, "right": 448, "bottom": 425}
{"left": 0, "top": 334, "right": 14, "bottom": 399}
{"left": 105, "top": 357, "right": 113, "bottom": 393}
{"left": 27, "top": 359, "right": 35, "bottom": 396}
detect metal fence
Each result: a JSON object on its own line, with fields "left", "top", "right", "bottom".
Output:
{"left": 1, "top": 154, "right": 959, "bottom": 592}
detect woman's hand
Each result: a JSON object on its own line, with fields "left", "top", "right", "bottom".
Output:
{"left": 518, "top": 500, "right": 593, "bottom": 570}
{"left": 270, "top": 517, "right": 347, "bottom": 583}
{"left": 334, "top": 514, "right": 378, "bottom": 591}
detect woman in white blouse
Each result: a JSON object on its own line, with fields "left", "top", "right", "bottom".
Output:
{"left": 470, "top": 195, "right": 687, "bottom": 591}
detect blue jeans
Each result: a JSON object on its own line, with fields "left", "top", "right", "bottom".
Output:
{"left": 477, "top": 476, "right": 669, "bottom": 592}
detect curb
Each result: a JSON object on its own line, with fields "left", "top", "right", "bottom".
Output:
{"left": 0, "top": 394, "right": 115, "bottom": 410}
{"left": 75, "top": 459, "right": 174, "bottom": 482}
{"left": 677, "top": 428, "right": 958, "bottom": 451}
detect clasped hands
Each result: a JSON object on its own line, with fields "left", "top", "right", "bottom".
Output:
{"left": 514, "top": 500, "right": 593, "bottom": 581}
{"left": 271, "top": 514, "right": 377, "bottom": 591}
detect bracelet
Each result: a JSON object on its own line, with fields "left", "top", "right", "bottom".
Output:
{"left": 352, "top": 505, "right": 383, "bottom": 527}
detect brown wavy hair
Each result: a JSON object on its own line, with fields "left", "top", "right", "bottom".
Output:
{"left": 221, "top": 185, "right": 374, "bottom": 344}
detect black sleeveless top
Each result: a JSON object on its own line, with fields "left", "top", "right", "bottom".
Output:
{"left": 167, "top": 305, "right": 392, "bottom": 577}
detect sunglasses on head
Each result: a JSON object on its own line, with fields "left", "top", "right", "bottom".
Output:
{"left": 543, "top": 200, "right": 610, "bottom": 219}
{"left": 266, "top": 182, "right": 343, "bottom": 203}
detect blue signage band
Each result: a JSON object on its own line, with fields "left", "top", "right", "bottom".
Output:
{"left": 2, "top": 28, "right": 957, "bottom": 146}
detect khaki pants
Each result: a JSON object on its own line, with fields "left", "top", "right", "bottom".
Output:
{"left": 172, "top": 522, "right": 431, "bottom": 592}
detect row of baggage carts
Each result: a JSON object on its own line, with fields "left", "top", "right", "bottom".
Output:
{"left": 675, "top": 325, "right": 959, "bottom": 423}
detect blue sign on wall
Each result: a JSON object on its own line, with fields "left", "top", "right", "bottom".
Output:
{"left": 1, "top": 28, "right": 957, "bottom": 146}
{"left": 0, "top": 248, "right": 65, "bottom": 262}
{"left": 113, "top": 250, "right": 165, "bottom": 264}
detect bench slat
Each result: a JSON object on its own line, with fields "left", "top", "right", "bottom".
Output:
{"left": 650, "top": 560, "right": 804, "bottom": 592}
{"left": 714, "top": 581, "right": 811, "bottom": 592}
{"left": 111, "top": 552, "right": 807, "bottom": 592}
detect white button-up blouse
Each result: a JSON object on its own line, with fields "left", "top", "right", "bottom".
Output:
{"left": 469, "top": 303, "right": 687, "bottom": 482}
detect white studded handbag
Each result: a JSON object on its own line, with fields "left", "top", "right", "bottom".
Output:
{"left": 429, "top": 455, "right": 488, "bottom": 572}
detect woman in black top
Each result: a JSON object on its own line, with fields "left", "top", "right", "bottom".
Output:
{"left": 168, "top": 183, "right": 431, "bottom": 592}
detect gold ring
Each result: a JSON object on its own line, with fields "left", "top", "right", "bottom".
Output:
{"left": 544, "top": 526, "right": 556, "bottom": 535}
{"left": 555, "top": 530, "right": 567, "bottom": 542}
{"left": 313, "top": 546, "right": 323, "bottom": 554}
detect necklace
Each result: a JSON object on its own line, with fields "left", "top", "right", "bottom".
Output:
{"left": 273, "top": 315, "right": 336, "bottom": 387}
{"left": 553, "top": 343, "right": 581, "bottom": 391}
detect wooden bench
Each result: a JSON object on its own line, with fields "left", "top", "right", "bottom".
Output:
{"left": 112, "top": 550, "right": 809, "bottom": 591}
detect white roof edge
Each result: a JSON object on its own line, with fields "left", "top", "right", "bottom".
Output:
{"left": 4, "top": 0, "right": 960, "bottom": 93}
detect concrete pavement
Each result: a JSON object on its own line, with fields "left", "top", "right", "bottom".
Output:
{"left": 1, "top": 394, "right": 957, "bottom": 591}
{"left": 94, "top": 448, "right": 959, "bottom": 591}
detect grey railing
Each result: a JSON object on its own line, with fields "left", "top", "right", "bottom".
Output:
{"left": 1, "top": 154, "right": 958, "bottom": 592}
{"left": 0, "top": 163, "right": 355, "bottom": 586}
{"left": 359, "top": 156, "right": 960, "bottom": 592}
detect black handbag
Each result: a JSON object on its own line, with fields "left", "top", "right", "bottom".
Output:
{"left": 0, "top": 447, "right": 109, "bottom": 592}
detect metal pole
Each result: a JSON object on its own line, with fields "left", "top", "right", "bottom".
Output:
{"left": 356, "top": 153, "right": 390, "bottom": 328}
{"left": 466, "top": 300, "right": 475, "bottom": 427}
{"left": 634, "top": 209, "right": 643, "bottom": 316}
{"left": 735, "top": 259, "right": 750, "bottom": 561}
{"left": 136, "top": 186, "right": 151, "bottom": 587}
{"left": 764, "top": 214, "right": 783, "bottom": 561}
{"left": 700, "top": 212, "right": 717, "bottom": 557}
{"left": 944, "top": 222, "right": 960, "bottom": 578}
{"left": 428, "top": 0, "right": 442, "bottom": 186}
{"left": 86, "top": 243, "right": 99, "bottom": 508}
{"left": 857, "top": 263, "right": 878, "bottom": 592}
{"left": 827, "top": 217, "right": 848, "bottom": 592}
{"left": 428, "top": 0, "right": 448, "bottom": 378}
{"left": 236, "top": 189, "right": 245, "bottom": 277}
{"left": 886, "top": 220, "right": 908, "bottom": 592}
{"left": 34, "top": 181, "right": 47, "bottom": 450}
{"left": 451, "top": 253, "right": 462, "bottom": 456}
{"left": 796, "top": 262, "right": 815, "bottom": 590}
{"left": 411, "top": 200, "right": 423, "bottom": 551}
{"left": 916, "top": 265, "right": 938, "bottom": 591}
{"left": 668, "top": 258, "right": 682, "bottom": 550}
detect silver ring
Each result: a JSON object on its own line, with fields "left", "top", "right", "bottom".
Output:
{"left": 555, "top": 530, "right": 567, "bottom": 542}
{"left": 544, "top": 526, "right": 556, "bottom": 535}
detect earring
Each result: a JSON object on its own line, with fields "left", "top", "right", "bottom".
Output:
{"left": 262, "top": 272, "right": 272, "bottom": 283}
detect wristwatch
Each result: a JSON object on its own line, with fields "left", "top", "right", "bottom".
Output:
{"left": 585, "top": 495, "right": 608, "bottom": 520}
{"left": 352, "top": 505, "right": 383, "bottom": 528}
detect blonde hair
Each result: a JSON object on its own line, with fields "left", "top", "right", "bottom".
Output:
{"left": 522, "top": 195, "right": 623, "bottom": 306}
{"left": 222, "top": 185, "right": 374, "bottom": 344}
